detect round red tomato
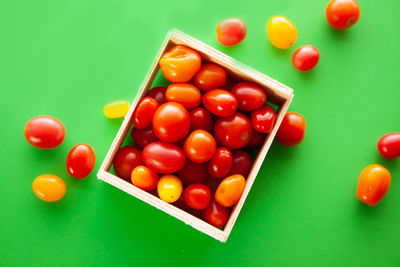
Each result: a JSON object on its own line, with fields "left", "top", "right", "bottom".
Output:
{"left": 203, "top": 89, "right": 238, "bottom": 117}
{"left": 193, "top": 63, "right": 227, "bottom": 91}
{"left": 216, "top": 17, "right": 247, "bottom": 46}
{"left": 292, "top": 45, "right": 320, "bottom": 72}
{"left": 214, "top": 113, "right": 253, "bottom": 149}
{"left": 184, "top": 130, "right": 216, "bottom": 163}
{"left": 326, "top": 0, "right": 360, "bottom": 30}
{"left": 152, "top": 102, "right": 190, "bottom": 143}
{"left": 24, "top": 115, "right": 65, "bottom": 149}
{"left": 184, "top": 184, "right": 211, "bottom": 210}
{"left": 276, "top": 112, "right": 306, "bottom": 146}
{"left": 146, "top": 86, "right": 167, "bottom": 104}
{"left": 130, "top": 126, "right": 159, "bottom": 149}
{"left": 190, "top": 107, "right": 214, "bottom": 132}
{"left": 165, "top": 83, "right": 201, "bottom": 109}
{"left": 246, "top": 131, "right": 266, "bottom": 149}
{"left": 231, "top": 82, "right": 267, "bottom": 111}
{"left": 208, "top": 147, "right": 232, "bottom": 178}
{"left": 202, "top": 199, "right": 230, "bottom": 227}
{"left": 377, "top": 132, "right": 400, "bottom": 159}
{"left": 177, "top": 161, "right": 208, "bottom": 185}
{"left": 142, "top": 141, "right": 186, "bottom": 173}
{"left": 113, "top": 145, "right": 143, "bottom": 181}
{"left": 251, "top": 105, "right": 277, "bottom": 133}
{"left": 66, "top": 143, "right": 96, "bottom": 179}
{"left": 228, "top": 150, "right": 252, "bottom": 177}
{"left": 133, "top": 97, "right": 159, "bottom": 129}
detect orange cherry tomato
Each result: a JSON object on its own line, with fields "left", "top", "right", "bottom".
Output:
{"left": 165, "top": 83, "right": 201, "bottom": 109}
{"left": 193, "top": 63, "right": 227, "bottom": 91}
{"left": 184, "top": 130, "right": 216, "bottom": 163}
{"left": 215, "top": 174, "right": 246, "bottom": 207}
{"left": 203, "top": 89, "right": 238, "bottom": 117}
{"left": 326, "top": 0, "right": 360, "bottom": 30}
{"left": 133, "top": 97, "right": 159, "bottom": 129}
{"left": 24, "top": 115, "right": 65, "bottom": 149}
{"left": 159, "top": 45, "right": 202, "bottom": 83}
{"left": 66, "top": 143, "right": 96, "bottom": 179}
{"left": 32, "top": 174, "right": 66, "bottom": 202}
{"left": 276, "top": 112, "right": 306, "bottom": 146}
{"left": 131, "top": 165, "right": 158, "bottom": 191}
{"left": 357, "top": 164, "right": 391, "bottom": 206}
{"left": 216, "top": 17, "right": 247, "bottom": 46}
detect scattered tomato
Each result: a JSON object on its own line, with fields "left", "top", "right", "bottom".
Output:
{"left": 177, "top": 161, "right": 208, "bottom": 185}
{"left": 267, "top": 16, "right": 297, "bottom": 49}
{"left": 165, "top": 83, "right": 201, "bottom": 109}
{"left": 131, "top": 165, "right": 158, "bottom": 190}
{"left": 214, "top": 112, "right": 253, "bottom": 149}
{"left": 133, "top": 97, "right": 159, "bottom": 129}
{"left": 215, "top": 174, "right": 246, "bottom": 207}
{"left": 32, "top": 174, "right": 66, "bottom": 202}
{"left": 142, "top": 141, "right": 186, "bottom": 173}
{"left": 157, "top": 175, "right": 183, "bottom": 203}
{"left": 231, "top": 82, "right": 267, "bottom": 111}
{"left": 216, "top": 17, "right": 247, "bottom": 46}
{"left": 208, "top": 147, "right": 232, "bottom": 178}
{"left": 66, "top": 144, "right": 96, "bottom": 179}
{"left": 251, "top": 105, "right": 277, "bottom": 133}
{"left": 202, "top": 199, "right": 230, "bottom": 227}
{"left": 190, "top": 107, "right": 214, "bottom": 132}
{"left": 377, "top": 133, "right": 400, "bottom": 159}
{"left": 228, "top": 150, "right": 252, "bottom": 177}
{"left": 113, "top": 145, "right": 143, "bottom": 181}
{"left": 184, "top": 184, "right": 211, "bottom": 210}
{"left": 292, "top": 45, "right": 320, "bottom": 72}
{"left": 130, "top": 126, "right": 159, "bottom": 149}
{"left": 276, "top": 112, "right": 306, "bottom": 146}
{"left": 24, "top": 115, "right": 65, "bottom": 149}
{"left": 146, "top": 86, "right": 167, "bottom": 104}
{"left": 184, "top": 130, "right": 216, "bottom": 163}
{"left": 193, "top": 63, "right": 227, "bottom": 91}
{"left": 357, "top": 164, "right": 391, "bottom": 206}
{"left": 326, "top": 0, "right": 360, "bottom": 30}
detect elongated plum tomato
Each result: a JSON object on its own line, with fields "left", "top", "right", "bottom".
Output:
{"left": 292, "top": 45, "right": 320, "bottom": 72}
{"left": 208, "top": 147, "right": 232, "bottom": 178}
{"left": 177, "top": 161, "right": 208, "bottom": 185}
{"left": 190, "top": 107, "right": 214, "bottom": 132}
{"left": 152, "top": 102, "right": 190, "bottom": 143}
{"left": 251, "top": 105, "right": 277, "bottom": 133}
{"left": 203, "top": 89, "right": 238, "bottom": 117}
{"left": 146, "top": 86, "right": 167, "bottom": 105}
{"left": 159, "top": 45, "right": 201, "bottom": 83}
{"left": 113, "top": 145, "right": 143, "bottom": 181}
{"left": 24, "top": 115, "right": 65, "bottom": 149}
{"left": 142, "top": 141, "right": 186, "bottom": 173}
{"left": 184, "top": 184, "right": 211, "bottom": 210}
{"left": 216, "top": 17, "right": 247, "bottom": 46}
{"left": 66, "top": 144, "right": 96, "bottom": 179}
{"left": 193, "top": 63, "right": 227, "bottom": 91}
{"left": 133, "top": 97, "right": 159, "bottom": 129}
{"left": 276, "top": 112, "right": 306, "bottom": 146}
{"left": 184, "top": 130, "right": 216, "bottom": 163}
{"left": 32, "top": 174, "right": 66, "bottom": 202}
{"left": 228, "top": 150, "right": 252, "bottom": 177}
{"left": 377, "top": 132, "right": 400, "bottom": 159}
{"left": 214, "top": 113, "right": 253, "bottom": 149}
{"left": 215, "top": 174, "right": 246, "bottom": 207}
{"left": 267, "top": 16, "right": 297, "bottom": 49}
{"left": 131, "top": 165, "right": 158, "bottom": 190}
{"left": 103, "top": 100, "right": 130, "bottom": 119}
{"left": 246, "top": 131, "right": 266, "bottom": 149}
{"left": 231, "top": 82, "right": 267, "bottom": 111}
{"left": 326, "top": 0, "right": 360, "bottom": 30}
{"left": 203, "top": 199, "right": 230, "bottom": 227}
{"left": 357, "top": 164, "right": 391, "bottom": 206}
{"left": 157, "top": 175, "right": 182, "bottom": 203}
{"left": 165, "top": 83, "right": 201, "bottom": 109}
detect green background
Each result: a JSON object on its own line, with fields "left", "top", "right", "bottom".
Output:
{"left": 1, "top": 0, "right": 399, "bottom": 266}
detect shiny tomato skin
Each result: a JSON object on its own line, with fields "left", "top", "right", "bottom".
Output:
{"left": 130, "top": 126, "right": 159, "bottom": 149}
{"left": 131, "top": 165, "right": 159, "bottom": 190}
{"left": 357, "top": 164, "right": 391, "bottom": 206}
{"left": 193, "top": 63, "right": 227, "bottom": 91}
{"left": 228, "top": 150, "right": 252, "bottom": 177}
{"left": 24, "top": 115, "right": 66, "bottom": 149}
{"left": 184, "top": 130, "right": 216, "bottom": 163}
{"left": 157, "top": 175, "right": 183, "bottom": 203}
{"left": 184, "top": 184, "right": 211, "bottom": 210}
{"left": 165, "top": 83, "right": 201, "bottom": 109}
{"left": 32, "top": 174, "right": 66, "bottom": 202}
{"left": 113, "top": 146, "right": 143, "bottom": 181}
{"left": 66, "top": 144, "right": 96, "bottom": 179}
{"left": 326, "top": 0, "right": 360, "bottom": 30}
{"left": 142, "top": 141, "right": 186, "bottom": 174}
{"left": 216, "top": 17, "right": 247, "bottom": 46}
{"left": 202, "top": 199, "right": 230, "bottom": 227}
{"left": 251, "top": 105, "right": 277, "bottom": 133}
{"left": 215, "top": 174, "right": 246, "bottom": 207}
{"left": 377, "top": 133, "right": 400, "bottom": 159}
{"left": 177, "top": 161, "right": 208, "bottom": 185}
{"left": 146, "top": 86, "right": 167, "bottom": 105}
{"left": 246, "top": 131, "right": 266, "bottom": 149}
{"left": 292, "top": 45, "right": 320, "bottom": 72}
{"left": 152, "top": 102, "right": 191, "bottom": 143}
{"left": 190, "top": 107, "right": 214, "bottom": 132}
{"left": 203, "top": 89, "right": 238, "bottom": 117}
{"left": 214, "top": 112, "right": 253, "bottom": 149}
{"left": 276, "top": 112, "right": 306, "bottom": 146}
{"left": 133, "top": 97, "right": 159, "bottom": 129}
{"left": 231, "top": 82, "right": 267, "bottom": 111}
{"left": 208, "top": 147, "right": 232, "bottom": 178}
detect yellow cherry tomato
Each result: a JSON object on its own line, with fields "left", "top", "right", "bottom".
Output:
{"left": 215, "top": 174, "right": 246, "bottom": 207}
{"left": 267, "top": 16, "right": 297, "bottom": 49}
{"left": 157, "top": 175, "right": 182, "bottom": 203}
{"left": 32, "top": 174, "right": 66, "bottom": 202}
{"left": 103, "top": 100, "right": 130, "bottom": 119}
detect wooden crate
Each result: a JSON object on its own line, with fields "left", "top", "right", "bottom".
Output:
{"left": 97, "top": 29, "right": 294, "bottom": 242}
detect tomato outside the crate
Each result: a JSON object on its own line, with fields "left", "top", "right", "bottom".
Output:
{"left": 24, "top": 115, "right": 65, "bottom": 149}
{"left": 216, "top": 17, "right": 247, "bottom": 46}
{"left": 203, "top": 89, "right": 238, "bottom": 117}
{"left": 131, "top": 165, "right": 158, "bottom": 191}
{"left": 231, "top": 82, "right": 267, "bottom": 111}
{"left": 142, "top": 141, "right": 186, "bottom": 174}
{"left": 133, "top": 97, "right": 159, "bottom": 129}
{"left": 215, "top": 174, "right": 246, "bottom": 207}
{"left": 165, "top": 83, "right": 202, "bottom": 109}
{"left": 357, "top": 164, "right": 391, "bottom": 206}
{"left": 377, "top": 132, "right": 400, "bottom": 159}
{"left": 66, "top": 143, "right": 96, "bottom": 179}
{"left": 157, "top": 175, "right": 183, "bottom": 203}
{"left": 267, "top": 16, "right": 297, "bottom": 49}
{"left": 112, "top": 145, "right": 143, "bottom": 181}
{"left": 251, "top": 105, "right": 277, "bottom": 133}
{"left": 276, "top": 112, "right": 306, "bottom": 146}
{"left": 193, "top": 63, "right": 227, "bottom": 91}
{"left": 292, "top": 45, "right": 320, "bottom": 72}
{"left": 32, "top": 174, "right": 66, "bottom": 202}
{"left": 208, "top": 147, "right": 232, "bottom": 178}
{"left": 326, "top": 0, "right": 360, "bottom": 30}
{"left": 103, "top": 100, "right": 130, "bottom": 119}
{"left": 177, "top": 161, "right": 208, "bottom": 185}
{"left": 214, "top": 112, "right": 253, "bottom": 149}
{"left": 228, "top": 150, "right": 252, "bottom": 177}
{"left": 146, "top": 86, "right": 167, "bottom": 105}
{"left": 130, "top": 126, "right": 159, "bottom": 149}
{"left": 184, "top": 130, "right": 216, "bottom": 163}
{"left": 203, "top": 199, "right": 230, "bottom": 228}
{"left": 190, "top": 107, "right": 214, "bottom": 132}
{"left": 184, "top": 184, "right": 211, "bottom": 210}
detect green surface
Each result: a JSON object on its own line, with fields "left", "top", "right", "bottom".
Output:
{"left": 1, "top": 0, "right": 399, "bottom": 266}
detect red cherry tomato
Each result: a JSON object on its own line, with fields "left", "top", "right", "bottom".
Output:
{"left": 216, "top": 17, "right": 247, "bottom": 46}
{"left": 228, "top": 150, "right": 252, "bottom": 177}
{"left": 326, "top": 0, "right": 360, "bottom": 30}
{"left": 113, "top": 145, "right": 143, "bottom": 181}
{"left": 193, "top": 63, "right": 227, "bottom": 91}
{"left": 251, "top": 105, "right": 277, "bottom": 133}
{"left": 133, "top": 97, "right": 159, "bottom": 129}
{"left": 142, "top": 141, "right": 186, "bottom": 174}
{"left": 377, "top": 133, "right": 400, "bottom": 159}
{"left": 152, "top": 102, "right": 190, "bottom": 143}
{"left": 131, "top": 165, "right": 158, "bottom": 191}
{"left": 184, "top": 130, "right": 216, "bottom": 163}
{"left": 246, "top": 131, "right": 266, "bottom": 149}
{"left": 202, "top": 199, "right": 230, "bottom": 227}
{"left": 146, "top": 86, "right": 167, "bottom": 104}
{"left": 130, "top": 125, "right": 159, "bottom": 149}
{"left": 184, "top": 184, "right": 211, "bottom": 210}
{"left": 177, "top": 161, "right": 208, "bottom": 185}
{"left": 24, "top": 115, "right": 65, "bottom": 149}
{"left": 165, "top": 83, "right": 201, "bottom": 109}
{"left": 203, "top": 89, "right": 238, "bottom": 117}
{"left": 66, "top": 144, "right": 96, "bottom": 179}
{"left": 214, "top": 113, "right": 253, "bottom": 149}
{"left": 357, "top": 164, "right": 391, "bottom": 206}
{"left": 276, "top": 112, "right": 306, "bottom": 146}
{"left": 208, "top": 147, "right": 232, "bottom": 178}
{"left": 215, "top": 174, "right": 245, "bottom": 207}
{"left": 231, "top": 82, "right": 267, "bottom": 111}
{"left": 190, "top": 107, "right": 214, "bottom": 132}
{"left": 292, "top": 45, "right": 320, "bottom": 72}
